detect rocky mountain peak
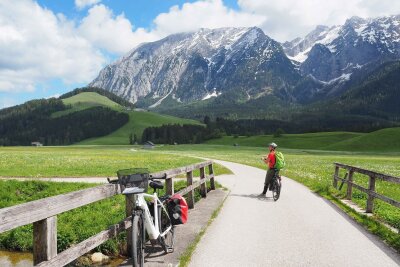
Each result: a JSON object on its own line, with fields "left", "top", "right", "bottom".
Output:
{"left": 89, "top": 27, "right": 296, "bottom": 107}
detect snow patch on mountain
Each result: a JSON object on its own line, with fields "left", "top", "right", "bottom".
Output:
{"left": 149, "top": 90, "right": 173, "bottom": 108}
{"left": 202, "top": 89, "right": 221, "bottom": 100}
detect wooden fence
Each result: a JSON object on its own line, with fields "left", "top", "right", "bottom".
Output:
{"left": 0, "top": 160, "right": 215, "bottom": 267}
{"left": 333, "top": 162, "right": 400, "bottom": 213}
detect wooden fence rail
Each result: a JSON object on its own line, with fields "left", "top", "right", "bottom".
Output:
{"left": 0, "top": 160, "right": 215, "bottom": 267}
{"left": 333, "top": 162, "right": 400, "bottom": 213}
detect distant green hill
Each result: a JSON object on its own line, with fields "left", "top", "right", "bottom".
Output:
{"left": 323, "top": 128, "right": 400, "bottom": 152}
{"left": 0, "top": 86, "right": 202, "bottom": 146}
{"left": 77, "top": 111, "right": 203, "bottom": 145}
{"left": 206, "top": 132, "right": 363, "bottom": 150}
{"left": 52, "top": 92, "right": 122, "bottom": 118}
{"left": 206, "top": 128, "right": 400, "bottom": 152}
{"left": 53, "top": 91, "right": 203, "bottom": 145}
{"left": 0, "top": 97, "right": 128, "bottom": 146}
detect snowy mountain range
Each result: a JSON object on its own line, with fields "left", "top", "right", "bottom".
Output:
{"left": 284, "top": 15, "right": 400, "bottom": 82}
{"left": 89, "top": 15, "right": 400, "bottom": 109}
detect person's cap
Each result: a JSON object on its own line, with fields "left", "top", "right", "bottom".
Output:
{"left": 268, "top": 142, "right": 278, "bottom": 148}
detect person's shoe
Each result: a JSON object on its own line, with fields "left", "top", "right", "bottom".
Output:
{"left": 259, "top": 193, "right": 266, "bottom": 197}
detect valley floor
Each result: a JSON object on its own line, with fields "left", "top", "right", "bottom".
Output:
{"left": 0, "top": 144, "right": 399, "bottom": 256}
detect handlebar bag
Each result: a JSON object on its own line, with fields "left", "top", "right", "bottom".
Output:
{"left": 167, "top": 194, "right": 188, "bottom": 225}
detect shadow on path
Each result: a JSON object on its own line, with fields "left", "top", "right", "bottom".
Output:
{"left": 230, "top": 193, "right": 275, "bottom": 202}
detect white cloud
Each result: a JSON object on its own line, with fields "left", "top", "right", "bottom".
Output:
{"left": 0, "top": 0, "right": 105, "bottom": 92}
{"left": 237, "top": 0, "right": 400, "bottom": 41}
{"left": 2, "top": 0, "right": 400, "bottom": 96}
{"left": 78, "top": 4, "right": 155, "bottom": 54}
{"left": 80, "top": 0, "right": 265, "bottom": 53}
{"left": 75, "top": 0, "right": 101, "bottom": 9}
{"left": 152, "top": 0, "right": 265, "bottom": 37}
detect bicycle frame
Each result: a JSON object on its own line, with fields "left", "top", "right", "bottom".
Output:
{"left": 134, "top": 192, "right": 172, "bottom": 240}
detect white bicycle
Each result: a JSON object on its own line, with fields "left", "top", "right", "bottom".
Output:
{"left": 109, "top": 168, "right": 174, "bottom": 267}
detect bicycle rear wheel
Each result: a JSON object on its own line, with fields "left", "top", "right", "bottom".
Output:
{"left": 132, "top": 212, "right": 145, "bottom": 267}
{"left": 272, "top": 179, "right": 281, "bottom": 201}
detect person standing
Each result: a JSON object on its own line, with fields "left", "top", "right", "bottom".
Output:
{"left": 260, "top": 142, "right": 278, "bottom": 196}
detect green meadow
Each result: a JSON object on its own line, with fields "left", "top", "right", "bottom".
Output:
{"left": 205, "top": 127, "right": 400, "bottom": 152}
{"left": 1, "top": 127, "right": 400, "bottom": 253}
{"left": 0, "top": 146, "right": 229, "bottom": 177}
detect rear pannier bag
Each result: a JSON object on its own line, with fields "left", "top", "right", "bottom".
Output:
{"left": 167, "top": 194, "right": 188, "bottom": 225}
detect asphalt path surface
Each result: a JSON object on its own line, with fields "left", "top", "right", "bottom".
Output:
{"left": 189, "top": 160, "right": 400, "bottom": 267}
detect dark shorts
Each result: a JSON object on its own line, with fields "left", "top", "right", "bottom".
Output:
{"left": 264, "top": 168, "right": 276, "bottom": 186}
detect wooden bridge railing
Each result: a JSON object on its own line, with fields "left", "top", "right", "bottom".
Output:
{"left": 333, "top": 162, "right": 400, "bottom": 213}
{"left": 0, "top": 160, "right": 215, "bottom": 267}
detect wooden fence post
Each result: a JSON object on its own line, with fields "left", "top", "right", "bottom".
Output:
{"left": 186, "top": 171, "right": 194, "bottom": 209}
{"left": 200, "top": 167, "right": 207, "bottom": 198}
{"left": 166, "top": 177, "right": 174, "bottom": 196}
{"left": 209, "top": 163, "right": 215, "bottom": 190}
{"left": 366, "top": 175, "right": 376, "bottom": 213}
{"left": 346, "top": 170, "right": 354, "bottom": 200}
{"left": 333, "top": 165, "right": 339, "bottom": 188}
{"left": 33, "top": 216, "right": 57, "bottom": 265}
{"left": 125, "top": 194, "right": 134, "bottom": 257}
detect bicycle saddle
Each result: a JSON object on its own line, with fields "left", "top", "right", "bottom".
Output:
{"left": 149, "top": 180, "right": 164, "bottom": 190}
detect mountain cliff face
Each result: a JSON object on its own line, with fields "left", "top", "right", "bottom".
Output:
{"left": 90, "top": 15, "right": 400, "bottom": 110}
{"left": 284, "top": 15, "right": 400, "bottom": 82}
{"left": 89, "top": 27, "right": 299, "bottom": 106}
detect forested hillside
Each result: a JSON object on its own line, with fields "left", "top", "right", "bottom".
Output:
{"left": 0, "top": 96, "right": 128, "bottom": 146}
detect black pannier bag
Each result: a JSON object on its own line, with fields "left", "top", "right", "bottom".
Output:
{"left": 167, "top": 194, "right": 188, "bottom": 225}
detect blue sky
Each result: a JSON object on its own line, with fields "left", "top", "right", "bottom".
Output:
{"left": 1, "top": 0, "right": 399, "bottom": 108}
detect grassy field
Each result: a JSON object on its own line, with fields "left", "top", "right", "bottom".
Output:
{"left": 206, "top": 127, "right": 400, "bottom": 152}
{"left": 78, "top": 111, "right": 203, "bottom": 145}
{"left": 325, "top": 127, "right": 400, "bottom": 152}
{"left": 62, "top": 92, "right": 121, "bottom": 108}
{"left": 0, "top": 146, "right": 230, "bottom": 177}
{"left": 1, "top": 143, "right": 399, "bottom": 253}
{"left": 206, "top": 132, "right": 363, "bottom": 149}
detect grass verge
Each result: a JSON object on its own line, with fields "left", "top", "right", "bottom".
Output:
{"left": 322, "top": 191, "right": 400, "bottom": 252}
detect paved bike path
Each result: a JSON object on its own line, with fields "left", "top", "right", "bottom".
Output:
{"left": 189, "top": 160, "right": 400, "bottom": 267}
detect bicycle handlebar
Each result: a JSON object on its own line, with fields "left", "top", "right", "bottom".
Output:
{"left": 107, "top": 177, "right": 119, "bottom": 184}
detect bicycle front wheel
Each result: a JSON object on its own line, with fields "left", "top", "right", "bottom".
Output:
{"left": 132, "top": 212, "right": 145, "bottom": 267}
{"left": 158, "top": 206, "right": 175, "bottom": 253}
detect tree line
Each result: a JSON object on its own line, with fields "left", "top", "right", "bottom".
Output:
{"left": 141, "top": 114, "right": 397, "bottom": 145}
{"left": 141, "top": 124, "right": 223, "bottom": 144}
